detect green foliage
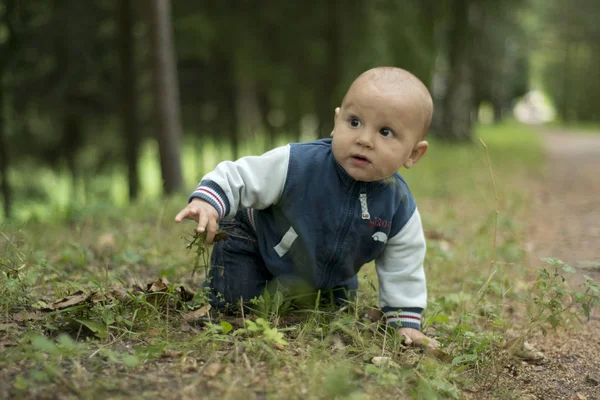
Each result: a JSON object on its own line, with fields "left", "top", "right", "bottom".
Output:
{"left": 235, "top": 318, "right": 289, "bottom": 347}
{"left": 246, "top": 286, "right": 294, "bottom": 321}
{"left": 533, "top": 0, "right": 600, "bottom": 123}
{"left": 0, "top": 230, "right": 36, "bottom": 313}
{"left": 528, "top": 258, "right": 600, "bottom": 334}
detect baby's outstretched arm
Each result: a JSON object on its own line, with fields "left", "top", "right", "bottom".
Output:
{"left": 175, "top": 198, "right": 220, "bottom": 244}
{"left": 398, "top": 327, "right": 439, "bottom": 348}
{"left": 176, "top": 145, "right": 291, "bottom": 243}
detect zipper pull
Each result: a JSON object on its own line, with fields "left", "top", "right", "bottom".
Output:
{"left": 359, "top": 188, "right": 370, "bottom": 220}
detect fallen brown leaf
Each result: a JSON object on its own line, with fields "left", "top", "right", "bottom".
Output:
{"left": 50, "top": 291, "right": 92, "bottom": 310}
{"left": 11, "top": 311, "right": 43, "bottom": 322}
{"left": 183, "top": 305, "right": 211, "bottom": 321}
{"left": 89, "top": 287, "right": 131, "bottom": 305}
{"left": 148, "top": 277, "right": 170, "bottom": 293}
{"left": 146, "top": 277, "right": 170, "bottom": 305}
{"left": 273, "top": 343, "right": 285, "bottom": 351}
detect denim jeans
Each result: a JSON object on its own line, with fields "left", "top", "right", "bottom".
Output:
{"left": 203, "top": 213, "right": 358, "bottom": 312}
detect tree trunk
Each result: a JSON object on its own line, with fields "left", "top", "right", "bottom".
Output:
{"left": 418, "top": 0, "right": 440, "bottom": 87}
{"left": 440, "top": 0, "right": 475, "bottom": 141}
{"left": 147, "top": 0, "right": 183, "bottom": 194}
{"left": 225, "top": 78, "right": 239, "bottom": 160}
{"left": 119, "top": 0, "right": 141, "bottom": 202}
{"left": 258, "top": 90, "right": 276, "bottom": 151}
{"left": 0, "top": 0, "right": 16, "bottom": 220}
{"left": 596, "top": 44, "right": 600, "bottom": 123}
{"left": 560, "top": 41, "right": 572, "bottom": 123}
{"left": 63, "top": 110, "right": 82, "bottom": 206}
{"left": 492, "top": 100, "right": 503, "bottom": 124}
{"left": 316, "top": 0, "right": 342, "bottom": 138}
{"left": 0, "top": 78, "right": 11, "bottom": 220}
{"left": 234, "top": 73, "right": 262, "bottom": 150}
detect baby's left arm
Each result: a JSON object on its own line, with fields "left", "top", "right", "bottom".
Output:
{"left": 375, "top": 207, "right": 427, "bottom": 331}
{"left": 376, "top": 208, "right": 438, "bottom": 347}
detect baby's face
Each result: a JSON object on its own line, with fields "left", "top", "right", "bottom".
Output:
{"left": 331, "top": 80, "right": 428, "bottom": 182}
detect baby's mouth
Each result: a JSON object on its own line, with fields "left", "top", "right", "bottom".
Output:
{"left": 350, "top": 154, "right": 371, "bottom": 165}
{"left": 351, "top": 154, "right": 370, "bottom": 162}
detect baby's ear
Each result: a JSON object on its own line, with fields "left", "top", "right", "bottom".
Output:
{"left": 331, "top": 107, "right": 341, "bottom": 137}
{"left": 403, "top": 141, "right": 429, "bottom": 169}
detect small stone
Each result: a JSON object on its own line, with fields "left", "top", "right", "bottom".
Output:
{"left": 516, "top": 342, "right": 545, "bottom": 362}
{"left": 585, "top": 374, "right": 600, "bottom": 386}
{"left": 95, "top": 233, "right": 116, "bottom": 256}
{"left": 371, "top": 356, "right": 400, "bottom": 368}
{"left": 202, "top": 363, "right": 226, "bottom": 377}
{"left": 371, "top": 356, "right": 391, "bottom": 366}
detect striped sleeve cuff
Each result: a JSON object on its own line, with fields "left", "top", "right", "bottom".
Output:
{"left": 382, "top": 306, "right": 423, "bottom": 330}
{"left": 188, "top": 180, "right": 230, "bottom": 219}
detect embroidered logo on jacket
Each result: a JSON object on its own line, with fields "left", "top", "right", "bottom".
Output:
{"left": 372, "top": 232, "right": 388, "bottom": 243}
{"left": 369, "top": 217, "right": 391, "bottom": 229}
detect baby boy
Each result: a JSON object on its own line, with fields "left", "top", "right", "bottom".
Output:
{"left": 176, "top": 67, "right": 438, "bottom": 347}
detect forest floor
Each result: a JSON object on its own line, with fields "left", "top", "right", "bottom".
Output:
{"left": 1, "top": 124, "right": 599, "bottom": 399}
{"left": 508, "top": 129, "right": 600, "bottom": 400}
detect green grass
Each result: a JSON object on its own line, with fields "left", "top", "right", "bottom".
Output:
{"left": 1, "top": 122, "right": 597, "bottom": 399}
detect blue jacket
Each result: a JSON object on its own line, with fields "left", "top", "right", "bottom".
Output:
{"left": 190, "top": 139, "right": 427, "bottom": 329}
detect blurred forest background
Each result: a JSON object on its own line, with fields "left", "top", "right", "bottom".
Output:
{"left": 0, "top": 0, "right": 599, "bottom": 222}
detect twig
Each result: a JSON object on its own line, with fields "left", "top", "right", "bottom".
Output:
{"left": 476, "top": 138, "right": 500, "bottom": 301}
{"left": 381, "top": 323, "right": 388, "bottom": 356}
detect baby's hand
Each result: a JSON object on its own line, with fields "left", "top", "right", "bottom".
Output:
{"left": 398, "top": 327, "right": 439, "bottom": 349}
{"left": 174, "top": 198, "right": 220, "bottom": 244}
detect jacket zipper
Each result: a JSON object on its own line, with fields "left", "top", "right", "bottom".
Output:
{"left": 359, "top": 186, "right": 370, "bottom": 219}
{"left": 324, "top": 183, "right": 368, "bottom": 287}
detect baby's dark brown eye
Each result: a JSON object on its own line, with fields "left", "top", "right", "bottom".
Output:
{"left": 350, "top": 118, "right": 361, "bottom": 127}
{"left": 379, "top": 128, "right": 393, "bottom": 137}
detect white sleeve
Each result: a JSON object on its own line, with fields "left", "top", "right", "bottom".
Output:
{"left": 189, "top": 145, "right": 290, "bottom": 219}
{"left": 375, "top": 208, "right": 427, "bottom": 329}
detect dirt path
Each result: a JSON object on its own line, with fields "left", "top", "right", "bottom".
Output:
{"left": 517, "top": 130, "right": 600, "bottom": 400}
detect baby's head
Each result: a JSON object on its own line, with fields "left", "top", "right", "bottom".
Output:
{"left": 331, "top": 67, "right": 433, "bottom": 182}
